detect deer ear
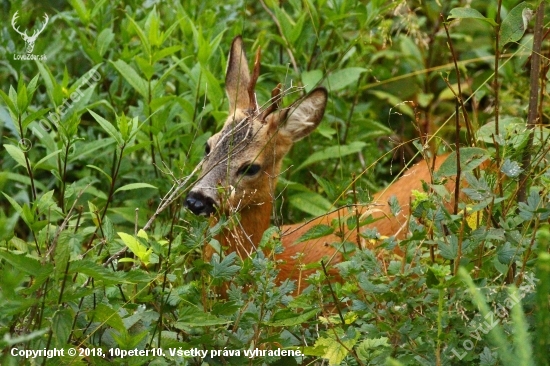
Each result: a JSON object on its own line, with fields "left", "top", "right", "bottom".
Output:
{"left": 278, "top": 88, "right": 328, "bottom": 142}
{"left": 226, "top": 36, "right": 251, "bottom": 115}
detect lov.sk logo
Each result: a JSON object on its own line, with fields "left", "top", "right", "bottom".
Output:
{"left": 11, "top": 11, "right": 49, "bottom": 59}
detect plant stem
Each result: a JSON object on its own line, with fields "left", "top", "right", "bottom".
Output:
{"left": 518, "top": 2, "right": 544, "bottom": 203}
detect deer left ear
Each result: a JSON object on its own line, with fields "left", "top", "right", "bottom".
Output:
{"left": 271, "top": 87, "right": 327, "bottom": 142}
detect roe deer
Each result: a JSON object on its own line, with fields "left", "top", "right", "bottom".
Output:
{"left": 185, "top": 36, "right": 453, "bottom": 292}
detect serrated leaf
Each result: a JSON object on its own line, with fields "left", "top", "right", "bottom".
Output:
{"left": 0, "top": 250, "right": 44, "bottom": 277}
{"left": 448, "top": 7, "right": 497, "bottom": 26}
{"left": 210, "top": 252, "right": 240, "bottom": 280}
{"left": 497, "top": 242, "right": 516, "bottom": 264}
{"left": 356, "top": 337, "right": 391, "bottom": 362}
{"left": 265, "top": 308, "right": 319, "bottom": 326}
{"left": 436, "top": 148, "right": 490, "bottom": 178}
{"left": 67, "top": 260, "right": 151, "bottom": 284}
{"left": 324, "top": 67, "right": 367, "bottom": 91}
{"left": 310, "top": 172, "right": 337, "bottom": 201}
{"left": 115, "top": 182, "right": 157, "bottom": 194}
{"left": 501, "top": 158, "right": 523, "bottom": 178}
{"left": 439, "top": 237, "right": 458, "bottom": 260}
{"left": 176, "top": 307, "right": 231, "bottom": 327}
{"left": 4, "top": 144, "right": 28, "bottom": 168}
{"left": 315, "top": 328, "right": 360, "bottom": 366}
{"left": 294, "top": 225, "right": 334, "bottom": 244}
{"left": 93, "top": 303, "right": 126, "bottom": 333}
{"left": 388, "top": 195, "right": 401, "bottom": 216}
{"left": 54, "top": 232, "right": 72, "bottom": 281}
{"left": 87, "top": 109, "right": 123, "bottom": 145}
{"left": 52, "top": 309, "right": 72, "bottom": 347}
{"left": 500, "top": 2, "right": 532, "bottom": 48}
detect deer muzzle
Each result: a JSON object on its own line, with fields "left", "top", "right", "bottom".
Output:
{"left": 185, "top": 190, "right": 217, "bottom": 216}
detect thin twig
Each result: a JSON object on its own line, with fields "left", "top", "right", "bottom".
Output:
{"left": 518, "top": 2, "right": 544, "bottom": 203}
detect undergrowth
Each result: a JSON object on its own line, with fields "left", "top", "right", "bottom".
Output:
{"left": 0, "top": 0, "right": 549, "bottom": 365}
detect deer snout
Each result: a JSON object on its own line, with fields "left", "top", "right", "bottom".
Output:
{"left": 185, "top": 191, "right": 217, "bottom": 216}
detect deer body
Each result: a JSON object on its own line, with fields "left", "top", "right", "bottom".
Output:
{"left": 185, "top": 36, "right": 450, "bottom": 291}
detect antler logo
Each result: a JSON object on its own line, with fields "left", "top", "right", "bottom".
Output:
{"left": 11, "top": 11, "right": 49, "bottom": 54}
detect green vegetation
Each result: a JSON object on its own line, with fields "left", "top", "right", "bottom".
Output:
{"left": 0, "top": 0, "right": 549, "bottom": 365}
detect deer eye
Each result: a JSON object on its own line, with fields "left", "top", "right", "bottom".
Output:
{"left": 237, "top": 164, "right": 261, "bottom": 177}
{"left": 205, "top": 143, "right": 211, "bottom": 156}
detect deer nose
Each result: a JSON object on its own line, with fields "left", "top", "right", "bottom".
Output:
{"left": 185, "top": 191, "right": 216, "bottom": 216}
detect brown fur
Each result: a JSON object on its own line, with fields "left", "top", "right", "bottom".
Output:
{"left": 185, "top": 36, "right": 455, "bottom": 293}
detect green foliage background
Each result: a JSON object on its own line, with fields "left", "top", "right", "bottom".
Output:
{"left": 0, "top": 0, "right": 549, "bottom": 365}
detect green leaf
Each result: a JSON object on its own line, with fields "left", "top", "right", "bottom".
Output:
{"left": 435, "top": 148, "right": 490, "bottom": 178}
{"left": 96, "top": 28, "right": 114, "bottom": 57}
{"left": 87, "top": 109, "right": 123, "bottom": 145}
{"left": 16, "top": 78, "right": 28, "bottom": 113}
{"left": 33, "top": 149, "right": 62, "bottom": 172}
{"left": 314, "top": 328, "right": 360, "bottom": 365}
{"left": 356, "top": 337, "right": 391, "bottom": 362}
{"left": 22, "top": 108, "right": 50, "bottom": 131}
{"left": 324, "top": 67, "right": 367, "bottom": 91}
{"left": 176, "top": 307, "right": 231, "bottom": 327}
{"left": 4, "top": 144, "right": 28, "bottom": 168}
{"left": 296, "top": 141, "right": 366, "bottom": 171}
{"left": 501, "top": 158, "right": 523, "bottom": 178}
{"left": 302, "top": 70, "right": 323, "bottom": 92}
{"left": 500, "top": 2, "right": 532, "bottom": 48}
{"left": 289, "top": 192, "right": 332, "bottom": 217}
{"left": 52, "top": 309, "right": 72, "bottom": 347}
{"left": 68, "top": 260, "right": 152, "bottom": 284}
{"left": 0, "top": 250, "right": 52, "bottom": 278}
{"left": 294, "top": 225, "right": 334, "bottom": 244}
{"left": 110, "top": 59, "right": 148, "bottom": 98}
{"left": 210, "top": 252, "right": 240, "bottom": 280}
{"left": 54, "top": 231, "right": 72, "bottom": 281}
{"left": 115, "top": 182, "right": 157, "bottom": 194}
{"left": 1, "top": 329, "right": 49, "bottom": 347}
{"left": 86, "top": 164, "right": 112, "bottom": 183}
{"left": 126, "top": 14, "right": 151, "bottom": 58}
{"left": 2, "top": 192, "right": 23, "bottom": 215}
{"left": 266, "top": 308, "right": 319, "bottom": 326}
{"left": 69, "top": 0, "right": 90, "bottom": 24}
{"left": 93, "top": 303, "right": 126, "bottom": 333}
{"left": 36, "top": 61, "right": 61, "bottom": 105}
{"left": 448, "top": 7, "right": 497, "bottom": 26}
{"left": 118, "top": 232, "right": 152, "bottom": 265}
{"left": 0, "top": 88, "right": 17, "bottom": 115}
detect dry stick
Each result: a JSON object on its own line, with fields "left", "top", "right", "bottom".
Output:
{"left": 352, "top": 173, "right": 362, "bottom": 250}
{"left": 453, "top": 103, "right": 461, "bottom": 216}
{"left": 441, "top": 14, "right": 474, "bottom": 147}
{"left": 518, "top": 1, "right": 544, "bottom": 204}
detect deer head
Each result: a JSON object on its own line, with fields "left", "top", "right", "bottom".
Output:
{"left": 185, "top": 36, "right": 327, "bottom": 220}
{"left": 11, "top": 11, "right": 49, "bottom": 54}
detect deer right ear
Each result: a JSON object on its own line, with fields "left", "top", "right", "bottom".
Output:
{"left": 277, "top": 87, "right": 328, "bottom": 142}
{"left": 226, "top": 36, "right": 252, "bottom": 115}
